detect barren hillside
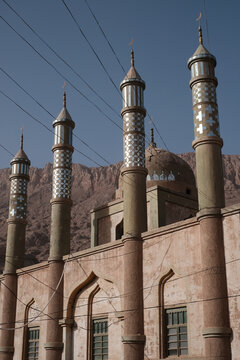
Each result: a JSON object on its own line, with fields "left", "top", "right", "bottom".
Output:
{"left": 0, "top": 153, "right": 240, "bottom": 269}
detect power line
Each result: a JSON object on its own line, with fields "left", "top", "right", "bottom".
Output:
{"left": 60, "top": 0, "right": 121, "bottom": 97}
{"left": 59, "top": 0, "right": 157, "bottom": 148}
{"left": 0, "top": 65, "right": 111, "bottom": 166}
{"left": 0, "top": 15, "right": 123, "bottom": 133}
{"left": 1, "top": 1, "right": 156, "bottom": 152}
{"left": 0, "top": 255, "right": 70, "bottom": 331}
{"left": 0, "top": 66, "right": 160, "bottom": 201}
{"left": 0, "top": 88, "right": 103, "bottom": 167}
{"left": 83, "top": 0, "right": 126, "bottom": 75}
{"left": 83, "top": 0, "right": 169, "bottom": 151}
{"left": 0, "top": 6, "right": 165, "bottom": 165}
{"left": 1, "top": 0, "right": 122, "bottom": 122}
{"left": 0, "top": 143, "right": 14, "bottom": 157}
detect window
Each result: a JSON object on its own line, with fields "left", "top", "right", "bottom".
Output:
{"left": 26, "top": 327, "right": 39, "bottom": 359}
{"left": 92, "top": 318, "right": 108, "bottom": 360}
{"left": 165, "top": 307, "right": 188, "bottom": 357}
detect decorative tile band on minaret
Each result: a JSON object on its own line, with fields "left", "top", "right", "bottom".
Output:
{"left": 188, "top": 23, "right": 225, "bottom": 210}
{"left": 120, "top": 49, "right": 146, "bottom": 169}
{"left": 8, "top": 133, "right": 30, "bottom": 223}
{"left": 5, "top": 131, "right": 30, "bottom": 273}
{"left": 52, "top": 92, "right": 74, "bottom": 202}
{"left": 188, "top": 26, "right": 220, "bottom": 141}
{"left": 49, "top": 91, "right": 75, "bottom": 259}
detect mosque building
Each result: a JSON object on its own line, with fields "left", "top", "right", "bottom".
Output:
{"left": 0, "top": 25, "right": 239, "bottom": 360}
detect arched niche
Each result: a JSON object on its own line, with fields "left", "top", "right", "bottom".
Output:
{"left": 22, "top": 298, "right": 41, "bottom": 360}
{"left": 67, "top": 272, "right": 122, "bottom": 360}
{"left": 158, "top": 268, "right": 188, "bottom": 358}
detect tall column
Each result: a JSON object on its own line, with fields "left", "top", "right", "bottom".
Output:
{"left": 188, "top": 26, "right": 231, "bottom": 359}
{"left": 0, "top": 134, "right": 30, "bottom": 360}
{"left": 120, "top": 50, "right": 147, "bottom": 360}
{"left": 45, "top": 92, "right": 74, "bottom": 360}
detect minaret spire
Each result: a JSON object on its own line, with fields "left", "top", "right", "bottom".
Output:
{"left": 198, "top": 24, "right": 203, "bottom": 45}
{"left": 63, "top": 91, "right": 66, "bottom": 108}
{"left": 149, "top": 128, "right": 156, "bottom": 148}
{"left": 20, "top": 126, "right": 23, "bottom": 150}
{"left": 131, "top": 48, "right": 134, "bottom": 67}
{"left": 196, "top": 12, "right": 203, "bottom": 45}
{"left": 63, "top": 82, "right": 66, "bottom": 108}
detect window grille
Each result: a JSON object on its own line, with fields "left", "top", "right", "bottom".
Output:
{"left": 92, "top": 318, "right": 108, "bottom": 360}
{"left": 165, "top": 307, "right": 188, "bottom": 356}
{"left": 26, "top": 327, "right": 39, "bottom": 360}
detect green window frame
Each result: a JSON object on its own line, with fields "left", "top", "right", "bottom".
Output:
{"left": 165, "top": 307, "right": 188, "bottom": 357}
{"left": 26, "top": 326, "right": 39, "bottom": 360}
{"left": 92, "top": 318, "right": 108, "bottom": 360}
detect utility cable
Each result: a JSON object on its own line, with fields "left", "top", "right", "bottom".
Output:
{"left": 0, "top": 143, "right": 14, "bottom": 157}
{"left": 0, "top": 66, "right": 160, "bottom": 201}
{"left": 60, "top": 0, "right": 121, "bottom": 97}
{"left": 83, "top": 0, "right": 126, "bottom": 75}
{"left": 0, "top": 88, "right": 103, "bottom": 167}
{"left": 0, "top": 15, "right": 123, "bottom": 133}
{"left": 1, "top": 0, "right": 122, "bottom": 122}
{"left": 83, "top": 0, "right": 169, "bottom": 150}
{"left": 0, "top": 255, "right": 70, "bottom": 330}
{"left": 0, "top": 66, "right": 111, "bottom": 165}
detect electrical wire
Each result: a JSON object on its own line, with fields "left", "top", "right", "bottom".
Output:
{"left": 82, "top": 0, "right": 169, "bottom": 151}
{"left": 0, "top": 87, "right": 104, "bottom": 167}
{"left": 1, "top": 0, "right": 122, "bottom": 122}
{"left": 0, "top": 15, "right": 123, "bottom": 133}
{"left": 0, "top": 254, "right": 70, "bottom": 330}
{"left": 0, "top": 65, "right": 111, "bottom": 166}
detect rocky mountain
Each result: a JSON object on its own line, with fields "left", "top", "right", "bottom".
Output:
{"left": 0, "top": 153, "right": 240, "bottom": 269}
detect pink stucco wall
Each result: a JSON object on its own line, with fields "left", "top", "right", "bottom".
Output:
{"left": 1, "top": 206, "right": 239, "bottom": 360}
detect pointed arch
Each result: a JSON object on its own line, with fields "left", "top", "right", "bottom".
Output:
{"left": 66, "top": 271, "right": 98, "bottom": 319}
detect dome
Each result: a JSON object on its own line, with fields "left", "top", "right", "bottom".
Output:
{"left": 115, "top": 146, "right": 197, "bottom": 200}
{"left": 145, "top": 147, "right": 197, "bottom": 197}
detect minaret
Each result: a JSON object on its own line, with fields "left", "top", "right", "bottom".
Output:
{"left": 44, "top": 91, "right": 74, "bottom": 360}
{"left": 0, "top": 132, "right": 30, "bottom": 360}
{"left": 188, "top": 25, "right": 231, "bottom": 359}
{"left": 120, "top": 49, "right": 147, "bottom": 360}
{"left": 149, "top": 128, "right": 156, "bottom": 148}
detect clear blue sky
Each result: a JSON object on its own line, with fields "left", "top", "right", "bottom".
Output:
{"left": 0, "top": 0, "right": 239, "bottom": 169}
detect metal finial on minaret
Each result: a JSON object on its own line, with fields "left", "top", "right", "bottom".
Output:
{"left": 198, "top": 25, "right": 203, "bottom": 45}
{"left": 150, "top": 128, "right": 156, "bottom": 148}
{"left": 129, "top": 38, "right": 134, "bottom": 67}
{"left": 63, "top": 82, "right": 66, "bottom": 108}
{"left": 63, "top": 91, "right": 66, "bottom": 108}
{"left": 131, "top": 49, "right": 134, "bottom": 67}
{"left": 196, "top": 12, "right": 203, "bottom": 44}
{"left": 20, "top": 126, "right": 23, "bottom": 150}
